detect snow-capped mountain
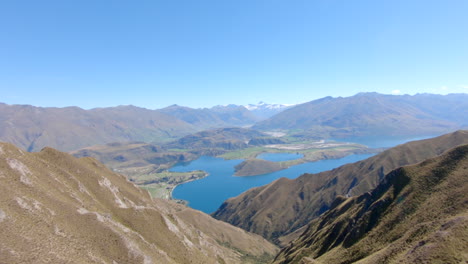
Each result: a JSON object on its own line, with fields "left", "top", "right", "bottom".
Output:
{"left": 244, "top": 102, "right": 294, "bottom": 120}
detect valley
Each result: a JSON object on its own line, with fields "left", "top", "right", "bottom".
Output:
{"left": 4, "top": 2, "right": 468, "bottom": 262}
{"left": 212, "top": 131, "right": 468, "bottom": 245}
{"left": 0, "top": 142, "right": 279, "bottom": 263}
{"left": 72, "top": 126, "right": 375, "bottom": 201}
{"left": 1, "top": 94, "right": 467, "bottom": 263}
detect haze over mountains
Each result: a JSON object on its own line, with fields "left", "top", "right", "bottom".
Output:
{"left": 0, "top": 104, "right": 195, "bottom": 152}
{"left": 0, "top": 93, "right": 466, "bottom": 153}
{"left": 254, "top": 93, "right": 468, "bottom": 138}
{"left": 159, "top": 104, "right": 260, "bottom": 129}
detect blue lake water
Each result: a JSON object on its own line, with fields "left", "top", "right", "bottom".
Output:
{"left": 171, "top": 153, "right": 374, "bottom": 214}
{"left": 171, "top": 135, "right": 437, "bottom": 214}
{"left": 256, "top": 152, "right": 304, "bottom": 162}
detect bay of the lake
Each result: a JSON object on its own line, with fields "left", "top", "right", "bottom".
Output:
{"left": 171, "top": 153, "right": 374, "bottom": 214}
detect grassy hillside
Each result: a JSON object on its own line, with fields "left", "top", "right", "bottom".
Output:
{"left": 234, "top": 159, "right": 284, "bottom": 176}
{"left": 253, "top": 93, "right": 467, "bottom": 137}
{"left": 71, "top": 141, "right": 196, "bottom": 171}
{"left": 0, "top": 142, "right": 278, "bottom": 263}
{"left": 212, "top": 131, "right": 468, "bottom": 244}
{"left": 166, "top": 127, "right": 267, "bottom": 152}
{"left": 273, "top": 144, "right": 468, "bottom": 264}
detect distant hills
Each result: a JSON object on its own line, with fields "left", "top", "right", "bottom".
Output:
{"left": 71, "top": 142, "right": 196, "bottom": 172}
{"left": 0, "top": 102, "right": 288, "bottom": 153}
{"left": 212, "top": 130, "right": 468, "bottom": 244}
{"left": 273, "top": 143, "right": 468, "bottom": 264}
{"left": 159, "top": 104, "right": 259, "bottom": 129}
{"left": 0, "top": 93, "right": 466, "bottom": 153}
{"left": 71, "top": 127, "right": 270, "bottom": 171}
{"left": 166, "top": 127, "right": 267, "bottom": 153}
{"left": 0, "top": 142, "right": 278, "bottom": 263}
{"left": 2, "top": 93, "right": 467, "bottom": 263}
{"left": 253, "top": 93, "right": 468, "bottom": 137}
{"left": 0, "top": 104, "right": 196, "bottom": 152}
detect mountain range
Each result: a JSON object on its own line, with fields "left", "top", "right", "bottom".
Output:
{"left": 1, "top": 93, "right": 468, "bottom": 263}
{"left": 0, "top": 93, "right": 466, "bottom": 153}
{"left": 0, "top": 104, "right": 196, "bottom": 152}
{"left": 253, "top": 93, "right": 468, "bottom": 138}
{"left": 212, "top": 130, "right": 468, "bottom": 245}
{"left": 159, "top": 104, "right": 259, "bottom": 129}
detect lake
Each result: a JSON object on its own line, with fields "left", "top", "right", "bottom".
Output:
{"left": 171, "top": 135, "right": 434, "bottom": 214}
{"left": 171, "top": 153, "right": 374, "bottom": 213}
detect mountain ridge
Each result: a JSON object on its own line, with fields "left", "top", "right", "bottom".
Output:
{"left": 273, "top": 143, "right": 468, "bottom": 263}
{"left": 212, "top": 130, "right": 468, "bottom": 244}
{"left": 0, "top": 141, "right": 278, "bottom": 263}
{"left": 253, "top": 93, "right": 468, "bottom": 137}
{"left": 0, "top": 103, "right": 197, "bottom": 152}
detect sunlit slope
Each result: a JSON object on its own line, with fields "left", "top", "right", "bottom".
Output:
{"left": 0, "top": 142, "right": 278, "bottom": 263}
{"left": 273, "top": 144, "right": 468, "bottom": 264}
{"left": 253, "top": 93, "right": 467, "bottom": 137}
{"left": 212, "top": 131, "right": 468, "bottom": 244}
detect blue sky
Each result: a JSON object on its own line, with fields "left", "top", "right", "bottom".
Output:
{"left": 1, "top": 0, "right": 467, "bottom": 109}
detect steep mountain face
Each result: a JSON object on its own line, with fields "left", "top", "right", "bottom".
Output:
{"left": 244, "top": 102, "right": 294, "bottom": 120}
{"left": 0, "top": 104, "right": 196, "bottom": 152}
{"left": 253, "top": 93, "right": 468, "bottom": 137}
{"left": 212, "top": 131, "right": 468, "bottom": 244}
{"left": 0, "top": 142, "right": 278, "bottom": 263}
{"left": 159, "top": 104, "right": 259, "bottom": 129}
{"left": 273, "top": 144, "right": 468, "bottom": 264}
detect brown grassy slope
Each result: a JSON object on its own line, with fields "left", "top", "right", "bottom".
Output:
{"left": 234, "top": 159, "right": 284, "bottom": 176}
{"left": 0, "top": 142, "right": 277, "bottom": 264}
{"left": 273, "top": 144, "right": 468, "bottom": 264}
{"left": 0, "top": 103, "right": 196, "bottom": 152}
{"left": 212, "top": 130, "right": 468, "bottom": 244}
{"left": 71, "top": 142, "right": 197, "bottom": 171}
{"left": 166, "top": 127, "right": 267, "bottom": 151}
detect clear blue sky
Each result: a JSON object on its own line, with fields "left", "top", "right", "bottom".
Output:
{"left": 1, "top": 0, "right": 467, "bottom": 109}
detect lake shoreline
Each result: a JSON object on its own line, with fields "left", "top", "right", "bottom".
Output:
{"left": 169, "top": 171, "right": 209, "bottom": 202}
{"left": 169, "top": 153, "right": 377, "bottom": 214}
{"left": 234, "top": 147, "right": 379, "bottom": 177}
